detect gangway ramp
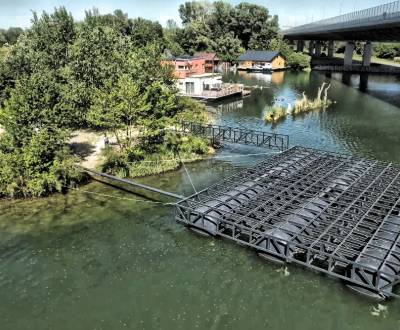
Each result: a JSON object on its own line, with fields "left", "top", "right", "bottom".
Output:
{"left": 175, "top": 146, "right": 400, "bottom": 300}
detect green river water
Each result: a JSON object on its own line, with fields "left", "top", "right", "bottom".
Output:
{"left": 2, "top": 71, "right": 400, "bottom": 329}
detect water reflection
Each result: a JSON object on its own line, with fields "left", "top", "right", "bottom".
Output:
{"left": 325, "top": 71, "right": 400, "bottom": 107}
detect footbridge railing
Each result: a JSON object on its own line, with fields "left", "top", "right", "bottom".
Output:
{"left": 172, "top": 121, "right": 289, "bottom": 151}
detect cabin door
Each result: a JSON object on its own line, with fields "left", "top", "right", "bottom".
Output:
{"left": 185, "top": 82, "right": 195, "bottom": 94}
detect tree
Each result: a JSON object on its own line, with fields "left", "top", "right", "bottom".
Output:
{"left": 88, "top": 75, "right": 150, "bottom": 150}
{"left": 176, "top": 1, "right": 280, "bottom": 59}
{"left": 29, "top": 7, "right": 75, "bottom": 70}
{"left": 373, "top": 43, "right": 400, "bottom": 59}
{"left": 0, "top": 33, "right": 6, "bottom": 47}
{"left": 287, "top": 52, "right": 310, "bottom": 70}
{"left": 230, "top": 3, "right": 278, "bottom": 49}
{"left": 212, "top": 32, "right": 244, "bottom": 62}
{"left": 130, "top": 18, "right": 164, "bottom": 47}
{"left": 179, "top": 1, "right": 213, "bottom": 25}
{"left": 0, "top": 27, "right": 24, "bottom": 45}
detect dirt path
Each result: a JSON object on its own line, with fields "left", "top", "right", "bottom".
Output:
{"left": 69, "top": 130, "right": 108, "bottom": 170}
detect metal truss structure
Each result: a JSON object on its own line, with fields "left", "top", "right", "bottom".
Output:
{"left": 175, "top": 146, "right": 400, "bottom": 299}
{"left": 172, "top": 121, "right": 290, "bottom": 151}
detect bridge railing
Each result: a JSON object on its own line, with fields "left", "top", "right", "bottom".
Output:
{"left": 285, "top": 0, "right": 400, "bottom": 34}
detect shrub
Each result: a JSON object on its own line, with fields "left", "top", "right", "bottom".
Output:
{"left": 287, "top": 52, "right": 310, "bottom": 70}
{"left": 373, "top": 43, "right": 399, "bottom": 59}
{"left": 0, "top": 132, "right": 85, "bottom": 198}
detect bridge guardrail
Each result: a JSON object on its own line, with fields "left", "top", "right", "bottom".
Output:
{"left": 285, "top": 0, "right": 400, "bottom": 35}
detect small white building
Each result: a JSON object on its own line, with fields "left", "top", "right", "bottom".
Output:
{"left": 177, "top": 73, "right": 244, "bottom": 100}
{"left": 177, "top": 73, "right": 223, "bottom": 95}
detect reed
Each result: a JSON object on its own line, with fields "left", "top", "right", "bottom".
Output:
{"left": 264, "top": 105, "right": 287, "bottom": 123}
{"left": 293, "top": 83, "right": 332, "bottom": 115}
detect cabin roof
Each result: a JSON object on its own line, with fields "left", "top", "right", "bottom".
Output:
{"left": 168, "top": 55, "right": 202, "bottom": 61}
{"left": 238, "top": 50, "right": 282, "bottom": 62}
{"left": 194, "top": 52, "right": 220, "bottom": 61}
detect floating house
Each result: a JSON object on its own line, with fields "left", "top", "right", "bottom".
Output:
{"left": 165, "top": 55, "right": 206, "bottom": 79}
{"left": 238, "top": 51, "right": 286, "bottom": 72}
{"left": 194, "top": 52, "right": 220, "bottom": 73}
{"left": 163, "top": 55, "right": 245, "bottom": 100}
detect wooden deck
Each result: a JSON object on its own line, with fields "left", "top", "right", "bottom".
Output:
{"left": 179, "top": 85, "right": 246, "bottom": 100}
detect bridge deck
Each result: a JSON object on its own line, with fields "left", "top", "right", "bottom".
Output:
{"left": 175, "top": 146, "right": 400, "bottom": 299}
{"left": 173, "top": 121, "right": 290, "bottom": 151}
{"left": 284, "top": 0, "right": 400, "bottom": 40}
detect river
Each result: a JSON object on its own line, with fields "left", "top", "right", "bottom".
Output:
{"left": 1, "top": 71, "right": 400, "bottom": 329}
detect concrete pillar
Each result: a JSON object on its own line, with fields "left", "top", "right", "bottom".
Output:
{"left": 362, "top": 41, "right": 372, "bottom": 67}
{"left": 297, "top": 40, "right": 304, "bottom": 52}
{"left": 309, "top": 41, "right": 315, "bottom": 55}
{"left": 328, "top": 41, "right": 335, "bottom": 57}
{"left": 359, "top": 73, "right": 369, "bottom": 92}
{"left": 315, "top": 41, "right": 322, "bottom": 56}
{"left": 344, "top": 41, "right": 355, "bottom": 66}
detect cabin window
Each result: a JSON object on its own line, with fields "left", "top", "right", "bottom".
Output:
{"left": 178, "top": 65, "right": 188, "bottom": 70}
{"left": 185, "top": 82, "right": 195, "bottom": 94}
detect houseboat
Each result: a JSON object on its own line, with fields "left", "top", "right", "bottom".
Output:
{"left": 238, "top": 51, "right": 286, "bottom": 72}
{"left": 163, "top": 55, "right": 245, "bottom": 101}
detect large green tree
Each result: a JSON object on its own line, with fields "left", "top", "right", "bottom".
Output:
{"left": 175, "top": 1, "right": 279, "bottom": 60}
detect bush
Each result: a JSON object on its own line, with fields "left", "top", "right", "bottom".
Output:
{"left": 373, "top": 43, "right": 400, "bottom": 59}
{"left": 0, "top": 132, "right": 85, "bottom": 198}
{"left": 100, "top": 133, "right": 211, "bottom": 178}
{"left": 173, "top": 97, "right": 208, "bottom": 123}
{"left": 287, "top": 52, "right": 310, "bottom": 70}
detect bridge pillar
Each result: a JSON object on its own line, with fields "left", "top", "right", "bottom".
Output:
{"left": 309, "top": 41, "right": 315, "bottom": 55}
{"left": 315, "top": 41, "right": 322, "bottom": 57}
{"left": 328, "top": 41, "right": 335, "bottom": 58}
{"left": 362, "top": 41, "right": 372, "bottom": 67}
{"left": 296, "top": 40, "right": 304, "bottom": 52}
{"left": 344, "top": 41, "right": 355, "bottom": 66}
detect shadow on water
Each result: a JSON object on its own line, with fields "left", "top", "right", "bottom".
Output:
{"left": 323, "top": 71, "right": 400, "bottom": 108}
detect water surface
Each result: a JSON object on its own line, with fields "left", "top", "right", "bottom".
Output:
{"left": 2, "top": 71, "right": 400, "bottom": 329}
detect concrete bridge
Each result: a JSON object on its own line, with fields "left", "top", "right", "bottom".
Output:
{"left": 283, "top": 1, "right": 400, "bottom": 68}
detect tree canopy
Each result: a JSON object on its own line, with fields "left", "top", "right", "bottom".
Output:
{"left": 171, "top": 1, "right": 279, "bottom": 60}
{"left": 0, "top": 7, "right": 184, "bottom": 198}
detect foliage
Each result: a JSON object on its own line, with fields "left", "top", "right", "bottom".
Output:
{"left": 269, "top": 38, "right": 310, "bottom": 70}
{"left": 100, "top": 135, "right": 210, "bottom": 178}
{"left": 173, "top": 97, "right": 209, "bottom": 123}
{"left": 130, "top": 18, "right": 164, "bottom": 47}
{"left": 173, "top": 1, "right": 279, "bottom": 61}
{"left": 264, "top": 105, "right": 287, "bottom": 123}
{"left": 88, "top": 75, "right": 150, "bottom": 150}
{"left": 0, "top": 129, "right": 84, "bottom": 198}
{"left": 0, "top": 27, "right": 24, "bottom": 46}
{"left": 293, "top": 83, "right": 332, "bottom": 115}
{"left": 373, "top": 43, "right": 400, "bottom": 59}
{"left": 287, "top": 52, "right": 311, "bottom": 70}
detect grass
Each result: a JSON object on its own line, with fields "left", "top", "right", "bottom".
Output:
{"left": 293, "top": 83, "right": 332, "bottom": 115}
{"left": 265, "top": 82, "right": 332, "bottom": 124}
{"left": 264, "top": 106, "right": 287, "bottom": 123}
{"left": 334, "top": 53, "right": 400, "bottom": 67}
{"left": 99, "top": 135, "right": 214, "bottom": 179}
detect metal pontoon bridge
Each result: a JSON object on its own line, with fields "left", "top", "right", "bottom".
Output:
{"left": 175, "top": 146, "right": 400, "bottom": 300}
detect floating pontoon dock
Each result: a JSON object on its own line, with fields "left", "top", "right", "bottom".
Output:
{"left": 175, "top": 146, "right": 400, "bottom": 299}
